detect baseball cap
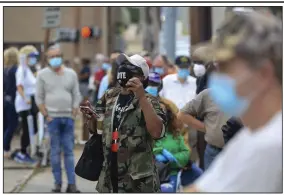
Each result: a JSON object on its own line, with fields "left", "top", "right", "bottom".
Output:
{"left": 191, "top": 10, "right": 282, "bottom": 63}
{"left": 175, "top": 56, "right": 191, "bottom": 68}
{"left": 148, "top": 72, "right": 161, "bottom": 84}
{"left": 28, "top": 51, "right": 39, "bottom": 58}
{"left": 116, "top": 53, "right": 150, "bottom": 78}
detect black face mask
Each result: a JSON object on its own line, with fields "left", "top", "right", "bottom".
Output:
{"left": 117, "top": 65, "right": 134, "bottom": 87}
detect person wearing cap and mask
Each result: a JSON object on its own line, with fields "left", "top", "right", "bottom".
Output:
{"left": 35, "top": 45, "right": 81, "bottom": 193}
{"left": 184, "top": 10, "right": 282, "bottom": 193}
{"left": 13, "top": 45, "right": 39, "bottom": 164}
{"left": 145, "top": 72, "right": 189, "bottom": 146}
{"left": 82, "top": 53, "right": 167, "bottom": 193}
{"left": 160, "top": 56, "right": 197, "bottom": 110}
{"left": 146, "top": 73, "right": 203, "bottom": 189}
{"left": 160, "top": 56, "right": 198, "bottom": 161}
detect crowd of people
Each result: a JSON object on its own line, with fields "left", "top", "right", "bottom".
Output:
{"left": 3, "top": 8, "right": 282, "bottom": 193}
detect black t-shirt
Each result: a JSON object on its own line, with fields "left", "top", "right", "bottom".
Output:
{"left": 79, "top": 66, "right": 90, "bottom": 83}
{"left": 111, "top": 93, "right": 132, "bottom": 192}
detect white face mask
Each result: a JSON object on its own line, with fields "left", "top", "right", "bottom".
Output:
{"left": 193, "top": 64, "right": 206, "bottom": 77}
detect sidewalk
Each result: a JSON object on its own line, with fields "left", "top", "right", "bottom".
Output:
{"left": 4, "top": 117, "right": 97, "bottom": 193}
{"left": 20, "top": 146, "right": 97, "bottom": 193}
{"left": 4, "top": 136, "right": 35, "bottom": 193}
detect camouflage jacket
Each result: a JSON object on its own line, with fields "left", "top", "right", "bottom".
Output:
{"left": 95, "top": 87, "right": 167, "bottom": 193}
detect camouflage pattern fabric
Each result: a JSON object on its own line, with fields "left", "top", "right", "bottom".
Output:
{"left": 193, "top": 10, "right": 282, "bottom": 68}
{"left": 95, "top": 87, "right": 166, "bottom": 193}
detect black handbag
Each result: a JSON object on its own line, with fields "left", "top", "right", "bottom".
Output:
{"left": 155, "top": 161, "right": 171, "bottom": 184}
{"left": 75, "top": 133, "right": 104, "bottom": 181}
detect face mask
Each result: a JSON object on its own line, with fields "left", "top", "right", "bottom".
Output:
{"left": 49, "top": 57, "right": 63, "bottom": 68}
{"left": 117, "top": 66, "right": 133, "bottom": 87}
{"left": 102, "top": 63, "right": 111, "bottom": 71}
{"left": 193, "top": 64, "right": 206, "bottom": 77}
{"left": 154, "top": 67, "right": 164, "bottom": 75}
{"left": 208, "top": 73, "right": 250, "bottom": 117}
{"left": 145, "top": 86, "right": 158, "bottom": 97}
{"left": 177, "top": 69, "right": 190, "bottom": 79}
{"left": 28, "top": 57, "right": 37, "bottom": 66}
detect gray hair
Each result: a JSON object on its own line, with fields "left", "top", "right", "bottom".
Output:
{"left": 216, "top": 11, "right": 282, "bottom": 84}
{"left": 46, "top": 44, "right": 62, "bottom": 54}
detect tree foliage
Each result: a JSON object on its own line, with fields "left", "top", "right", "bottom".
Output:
{"left": 127, "top": 7, "right": 140, "bottom": 24}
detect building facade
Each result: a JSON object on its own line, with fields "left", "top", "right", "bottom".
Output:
{"left": 4, "top": 7, "right": 109, "bottom": 61}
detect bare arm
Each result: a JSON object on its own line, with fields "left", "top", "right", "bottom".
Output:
{"left": 15, "top": 66, "right": 28, "bottom": 101}
{"left": 17, "top": 85, "right": 26, "bottom": 99}
{"left": 177, "top": 112, "right": 206, "bottom": 132}
{"left": 139, "top": 96, "right": 164, "bottom": 139}
{"left": 178, "top": 90, "right": 206, "bottom": 132}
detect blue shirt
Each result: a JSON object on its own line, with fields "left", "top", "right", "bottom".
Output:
{"left": 97, "top": 74, "right": 109, "bottom": 99}
{"left": 4, "top": 65, "right": 18, "bottom": 101}
{"left": 79, "top": 66, "right": 91, "bottom": 83}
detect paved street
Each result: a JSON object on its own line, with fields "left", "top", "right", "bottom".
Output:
{"left": 21, "top": 147, "right": 97, "bottom": 193}
{"left": 4, "top": 116, "right": 97, "bottom": 193}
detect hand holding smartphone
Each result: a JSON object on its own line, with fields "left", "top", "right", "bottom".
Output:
{"left": 79, "top": 106, "right": 100, "bottom": 119}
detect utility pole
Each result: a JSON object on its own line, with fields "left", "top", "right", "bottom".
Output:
{"left": 162, "top": 7, "right": 177, "bottom": 62}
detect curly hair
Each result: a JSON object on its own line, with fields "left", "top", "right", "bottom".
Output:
{"left": 4, "top": 47, "right": 19, "bottom": 67}
{"left": 160, "top": 98, "right": 183, "bottom": 138}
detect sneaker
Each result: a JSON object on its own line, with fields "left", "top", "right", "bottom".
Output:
{"left": 14, "top": 152, "right": 37, "bottom": 164}
{"left": 25, "top": 153, "right": 37, "bottom": 164}
{"left": 66, "top": 184, "right": 80, "bottom": 193}
{"left": 52, "top": 184, "right": 61, "bottom": 193}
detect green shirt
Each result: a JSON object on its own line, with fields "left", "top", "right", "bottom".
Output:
{"left": 154, "top": 132, "right": 190, "bottom": 175}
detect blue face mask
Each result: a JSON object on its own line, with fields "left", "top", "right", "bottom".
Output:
{"left": 177, "top": 69, "right": 190, "bottom": 79}
{"left": 102, "top": 63, "right": 111, "bottom": 71}
{"left": 49, "top": 57, "right": 63, "bottom": 68}
{"left": 28, "top": 57, "right": 37, "bottom": 66}
{"left": 154, "top": 67, "right": 164, "bottom": 75}
{"left": 145, "top": 86, "right": 158, "bottom": 97}
{"left": 208, "top": 73, "right": 249, "bottom": 117}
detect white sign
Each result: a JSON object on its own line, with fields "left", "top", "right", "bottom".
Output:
{"left": 43, "top": 7, "right": 61, "bottom": 28}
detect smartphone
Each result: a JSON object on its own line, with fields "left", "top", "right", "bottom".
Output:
{"left": 79, "top": 106, "right": 100, "bottom": 118}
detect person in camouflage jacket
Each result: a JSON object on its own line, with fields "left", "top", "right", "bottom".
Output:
{"left": 88, "top": 54, "right": 167, "bottom": 193}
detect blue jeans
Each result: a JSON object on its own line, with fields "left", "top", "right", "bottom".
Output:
{"left": 4, "top": 100, "right": 18, "bottom": 152}
{"left": 47, "top": 117, "right": 75, "bottom": 185}
{"left": 168, "top": 164, "right": 203, "bottom": 190}
{"left": 181, "top": 163, "right": 203, "bottom": 186}
{"left": 204, "top": 144, "right": 222, "bottom": 170}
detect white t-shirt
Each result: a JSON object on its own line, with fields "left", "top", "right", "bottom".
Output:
{"left": 15, "top": 65, "right": 36, "bottom": 113}
{"left": 159, "top": 74, "right": 197, "bottom": 109}
{"left": 195, "top": 111, "right": 282, "bottom": 193}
